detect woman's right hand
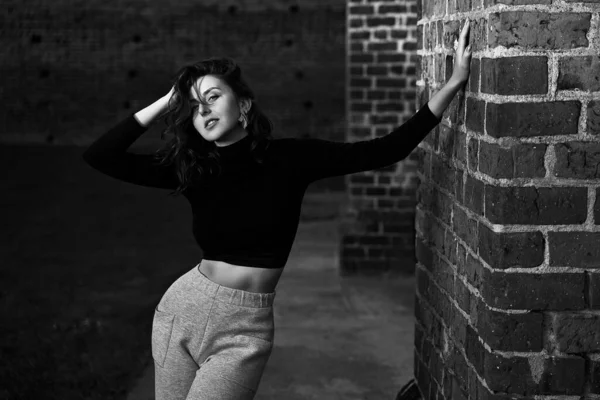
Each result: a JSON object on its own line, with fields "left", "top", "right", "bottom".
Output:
{"left": 164, "top": 85, "right": 176, "bottom": 102}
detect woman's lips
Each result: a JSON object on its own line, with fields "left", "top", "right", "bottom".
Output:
{"left": 206, "top": 119, "right": 219, "bottom": 129}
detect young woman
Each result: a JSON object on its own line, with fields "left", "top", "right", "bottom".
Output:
{"left": 82, "top": 20, "right": 471, "bottom": 400}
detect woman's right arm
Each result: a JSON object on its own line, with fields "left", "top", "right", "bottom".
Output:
{"left": 133, "top": 87, "right": 174, "bottom": 127}
{"left": 82, "top": 90, "right": 179, "bottom": 190}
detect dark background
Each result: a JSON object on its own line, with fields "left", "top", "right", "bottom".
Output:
{"left": 4, "top": 0, "right": 347, "bottom": 190}
{"left": 1, "top": 1, "right": 350, "bottom": 398}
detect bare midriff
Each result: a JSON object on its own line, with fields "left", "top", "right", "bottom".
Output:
{"left": 198, "top": 259, "right": 284, "bottom": 294}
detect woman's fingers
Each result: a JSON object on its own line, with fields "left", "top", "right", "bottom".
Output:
{"left": 459, "top": 19, "right": 470, "bottom": 55}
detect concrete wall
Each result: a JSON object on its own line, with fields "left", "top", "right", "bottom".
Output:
{"left": 342, "top": 0, "right": 421, "bottom": 276}
{"left": 4, "top": 0, "right": 346, "bottom": 190}
{"left": 413, "top": 1, "right": 600, "bottom": 399}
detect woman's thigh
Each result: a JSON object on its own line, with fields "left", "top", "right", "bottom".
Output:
{"left": 186, "top": 335, "right": 273, "bottom": 400}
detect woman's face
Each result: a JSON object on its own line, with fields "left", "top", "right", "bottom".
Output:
{"left": 189, "top": 74, "right": 251, "bottom": 147}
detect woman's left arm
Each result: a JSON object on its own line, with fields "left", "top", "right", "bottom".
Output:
{"left": 428, "top": 18, "right": 472, "bottom": 119}
{"left": 286, "top": 19, "right": 473, "bottom": 184}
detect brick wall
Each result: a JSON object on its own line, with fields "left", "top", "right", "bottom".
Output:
{"left": 413, "top": 1, "right": 600, "bottom": 399}
{"left": 342, "top": 0, "right": 421, "bottom": 275}
{"left": 4, "top": 0, "right": 346, "bottom": 190}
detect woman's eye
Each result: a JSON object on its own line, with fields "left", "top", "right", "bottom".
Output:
{"left": 209, "top": 95, "right": 218, "bottom": 101}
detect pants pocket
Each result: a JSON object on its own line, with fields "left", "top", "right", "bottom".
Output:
{"left": 152, "top": 308, "right": 175, "bottom": 368}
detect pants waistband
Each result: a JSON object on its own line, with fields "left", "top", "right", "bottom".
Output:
{"left": 194, "top": 263, "right": 275, "bottom": 308}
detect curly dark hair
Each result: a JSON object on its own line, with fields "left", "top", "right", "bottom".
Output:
{"left": 154, "top": 56, "right": 274, "bottom": 197}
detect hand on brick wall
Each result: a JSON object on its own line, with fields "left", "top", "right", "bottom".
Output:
{"left": 451, "top": 19, "right": 472, "bottom": 85}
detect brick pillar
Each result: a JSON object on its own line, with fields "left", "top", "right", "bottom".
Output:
{"left": 342, "top": 0, "right": 421, "bottom": 275}
{"left": 414, "top": 1, "right": 600, "bottom": 399}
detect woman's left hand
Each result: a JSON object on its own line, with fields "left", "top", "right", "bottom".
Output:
{"left": 451, "top": 19, "right": 472, "bottom": 85}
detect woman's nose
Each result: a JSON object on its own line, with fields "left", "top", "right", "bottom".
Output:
{"left": 199, "top": 106, "right": 211, "bottom": 116}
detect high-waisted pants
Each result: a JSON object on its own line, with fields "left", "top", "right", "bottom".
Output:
{"left": 151, "top": 262, "right": 276, "bottom": 400}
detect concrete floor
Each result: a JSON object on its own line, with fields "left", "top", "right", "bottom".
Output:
{"left": 126, "top": 219, "right": 417, "bottom": 400}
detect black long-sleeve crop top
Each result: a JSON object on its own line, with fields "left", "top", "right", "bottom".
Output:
{"left": 82, "top": 103, "right": 442, "bottom": 269}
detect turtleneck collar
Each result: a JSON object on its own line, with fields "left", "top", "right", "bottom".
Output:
{"left": 215, "top": 133, "right": 253, "bottom": 162}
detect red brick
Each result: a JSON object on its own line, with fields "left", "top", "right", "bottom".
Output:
{"left": 416, "top": 236, "right": 435, "bottom": 271}
{"left": 350, "top": 53, "right": 375, "bottom": 63}
{"left": 467, "top": 138, "right": 479, "bottom": 172}
{"left": 588, "top": 100, "right": 599, "bottom": 135}
{"left": 481, "top": 57, "right": 548, "bottom": 95}
{"left": 434, "top": 53, "right": 444, "bottom": 83}
{"left": 488, "top": 11, "right": 591, "bottom": 50}
{"left": 365, "top": 65, "right": 388, "bottom": 75}
{"left": 375, "top": 77, "right": 407, "bottom": 89}
{"left": 485, "top": 186, "right": 588, "bottom": 225}
{"left": 478, "top": 224, "right": 544, "bottom": 270}
{"left": 369, "top": 114, "right": 399, "bottom": 124}
{"left": 591, "top": 355, "right": 600, "bottom": 394}
{"left": 377, "top": 53, "right": 406, "bottom": 63}
{"left": 349, "top": 17, "right": 364, "bottom": 28}
{"left": 431, "top": 155, "right": 459, "bottom": 196}
{"left": 430, "top": 349, "right": 444, "bottom": 386}
{"left": 379, "top": 5, "right": 407, "bottom": 14}
{"left": 424, "top": 22, "right": 435, "bottom": 51}
{"left": 375, "top": 102, "right": 404, "bottom": 112}
{"left": 431, "top": 255, "right": 455, "bottom": 297}
{"left": 391, "top": 29, "right": 408, "bottom": 40}
{"left": 349, "top": 30, "right": 370, "bottom": 40}
{"left": 441, "top": 367, "right": 453, "bottom": 399}
{"left": 452, "top": 214, "right": 476, "bottom": 265}
{"left": 366, "top": 41, "right": 397, "bottom": 52}
{"left": 445, "top": 230, "right": 458, "bottom": 265}
{"left": 554, "top": 142, "right": 600, "bottom": 179}
{"left": 451, "top": 350, "right": 470, "bottom": 393}
{"left": 463, "top": 174, "right": 484, "bottom": 216}
{"left": 437, "top": 124, "right": 455, "bottom": 160}
{"left": 366, "top": 90, "right": 385, "bottom": 100}
{"left": 365, "top": 186, "right": 387, "bottom": 196}
{"left": 350, "top": 89, "right": 365, "bottom": 101}
{"left": 454, "top": 274, "right": 470, "bottom": 313}
{"left": 484, "top": 351, "right": 585, "bottom": 395}
{"left": 478, "top": 141, "right": 547, "bottom": 179}
{"left": 473, "top": 296, "right": 544, "bottom": 352}
{"left": 365, "top": 16, "right": 396, "bottom": 28}
{"left": 486, "top": 102, "right": 581, "bottom": 138}
{"left": 558, "top": 56, "right": 600, "bottom": 92}
{"left": 349, "top": 41, "right": 363, "bottom": 52}
{"left": 464, "top": 97, "right": 485, "bottom": 133}
{"left": 349, "top": 65, "right": 363, "bottom": 76}
{"left": 436, "top": 20, "right": 443, "bottom": 48}
{"left": 415, "top": 0, "right": 422, "bottom": 20}
{"left": 549, "top": 232, "right": 600, "bottom": 268}
{"left": 468, "top": 57, "right": 480, "bottom": 93}
{"left": 591, "top": 271, "right": 600, "bottom": 310}
{"left": 552, "top": 313, "right": 600, "bottom": 353}
{"left": 349, "top": 5, "right": 374, "bottom": 15}
{"left": 373, "top": 29, "right": 387, "bottom": 40}
{"left": 485, "top": 0, "right": 551, "bottom": 5}
{"left": 484, "top": 269, "right": 586, "bottom": 311}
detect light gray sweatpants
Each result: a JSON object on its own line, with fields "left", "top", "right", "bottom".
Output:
{"left": 151, "top": 263, "right": 276, "bottom": 400}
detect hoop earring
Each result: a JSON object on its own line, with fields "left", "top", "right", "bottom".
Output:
{"left": 238, "top": 111, "right": 248, "bottom": 129}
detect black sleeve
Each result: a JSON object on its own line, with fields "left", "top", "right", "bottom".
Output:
{"left": 291, "top": 103, "right": 442, "bottom": 183}
{"left": 82, "top": 114, "right": 179, "bottom": 190}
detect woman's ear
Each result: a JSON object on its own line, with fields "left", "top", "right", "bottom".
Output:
{"left": 241, "top": 98, "right": 252, "bottom": 114}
